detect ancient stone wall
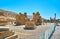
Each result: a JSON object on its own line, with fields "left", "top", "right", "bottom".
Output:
{"left": 32, "top": 12, "right": 42, "bottom": 25}
{"left": 15, "top": 12, "right": 42, "bottom": 25}
{"left": 15, "top": 13, "right": 29, "bottom": 25}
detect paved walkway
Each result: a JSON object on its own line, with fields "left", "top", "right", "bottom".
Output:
{"left": 51, "top": 26, "right": 60, "bottom": 39}
{"left": 9, "top": 23, "right": 52, "bottom": 39}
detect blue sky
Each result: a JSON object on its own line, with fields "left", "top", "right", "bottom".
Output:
{"left": 0, "top": 0, "right": 60, "bottom": 19}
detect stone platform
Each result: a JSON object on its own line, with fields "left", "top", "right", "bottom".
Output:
{"left": 9, "top": 23, "right": 52, "bottom": 39}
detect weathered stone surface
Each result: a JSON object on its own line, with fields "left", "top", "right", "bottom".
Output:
{"left": 32, "top": 12, "right": 42, "bottom": 25}
{"left": 15, "top": 12, "right": 42, "bottom": 25}
{"left": 15, "top": 13, "right": 29, "bottom": 25}
{"left": 0, "top": 9, "right": 17, "bottom": 25}
{"left": 24, "top": 20, "right": 36, "bottom": 29}
{"left": 0, "top": 30, "right": 14, "bottom": 39}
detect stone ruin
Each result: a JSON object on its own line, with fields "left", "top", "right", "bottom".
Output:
{"left": 32, "top": 12, "right": 42, "bottom": 25}
{"left": 24, "top": 19, "right": 36, "bottom": 29}
{"left": 0, "top": 28, "right": 17, "bottom": 39}
{"left": 15, "top": 12, "right": 29, "bottom": 25}
{"left": 0, "top": 12, "right": 16, "bottom": 26}
{"left": 0, "top": 12, "right": 8, "bottom": 25}
{"left": 15, "top": 12, "right": 42, "bottom": 26}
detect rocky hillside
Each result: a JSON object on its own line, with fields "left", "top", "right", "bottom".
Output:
{"left": 0, "top": 9, "right": 17, "bottom": 17}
